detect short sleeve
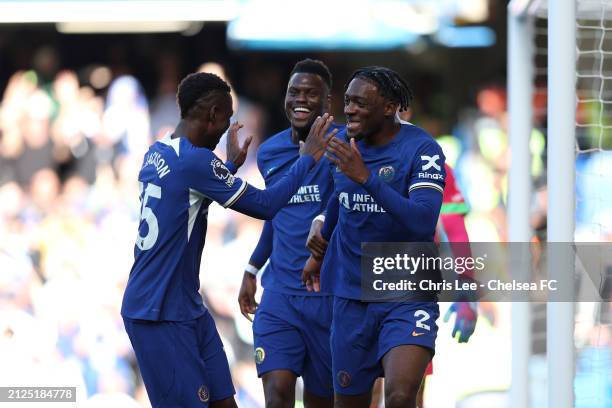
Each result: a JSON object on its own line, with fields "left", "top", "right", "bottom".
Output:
{"left": 183, "top": 148, "right": 248, "bottom": 208}
{"left": 408, "top": 139, "right": 446, "bottom": 194}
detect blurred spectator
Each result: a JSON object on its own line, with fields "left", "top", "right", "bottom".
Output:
{"left": 103, "top": 75, "right": 151, "bottom": 160}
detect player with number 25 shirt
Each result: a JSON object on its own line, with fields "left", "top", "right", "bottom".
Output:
{"left": 121, "top": 72, "right": 334, "bottom": 408}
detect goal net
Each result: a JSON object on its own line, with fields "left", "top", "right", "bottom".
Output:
{"left": 527, "top": 1, "right": 611, "bottom": 406}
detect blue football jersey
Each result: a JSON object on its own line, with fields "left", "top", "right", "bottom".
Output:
{"left": 121, "top": 134, "right": 315, "bottom": 321}
{"left": 257, "top": 126, "right": 340, "bottom": 295}
{"left": 321, "top": 123, "right": 446, "bottom": 300}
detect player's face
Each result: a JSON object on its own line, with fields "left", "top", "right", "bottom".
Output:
{"left": 344, "top": 77, "right": 386, "bottom": 140}
{"left": 208, "top": 93, "right": 233, "bottom": 148}
{"left": 284, "top": 73, "right": 329, "bottom": 134}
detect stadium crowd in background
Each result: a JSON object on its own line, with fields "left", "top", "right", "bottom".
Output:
{"left": 0, "top": 46, "right": 609, "bottom": 407}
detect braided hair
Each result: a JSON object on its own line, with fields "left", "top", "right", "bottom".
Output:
{"left": 345, "top": 66, "right": 413, "bottom": 111}
{"left": 177, "top": 72, "right": 231, "bottom": 118}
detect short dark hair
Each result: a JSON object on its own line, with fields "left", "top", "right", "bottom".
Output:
{"left": 290, "top": 59, "right": 332, "bottom": 89}
{"left": 345, "top": 66, "right": 413, "bottom": 111}
{"left": 177, "top": 72, "right": 231, "bottom": 118}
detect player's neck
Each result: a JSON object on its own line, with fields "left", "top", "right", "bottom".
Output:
{"left": 366, "top": 121, "right": 401, "bottom": 147}
{"left": 290, "top": 127, "right": 308, "bottom": 145}
{"left": 174, "top": 120, "right": 208, "bottom": 148}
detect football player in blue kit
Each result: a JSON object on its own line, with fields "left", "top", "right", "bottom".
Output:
{"left": 121, "top": 72, "right": 336, "bottom": 408}
{"left": 237, "top": 59, "right": 340, "bottom": 408}
{"left": 303, "top": 66, "right": 446, "bottom": 408}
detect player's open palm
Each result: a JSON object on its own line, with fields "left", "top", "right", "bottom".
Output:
{"left": 326, "top": 137, "right": 370, "bottom": 184}
{"left": 226, "top": 121, "right": 253, "bottom": 168}
{"left": 238, "top": 272, "right": 258, "bottom": 321}
{"left": 299, "top": 113, "right": 337, "bottom": 162}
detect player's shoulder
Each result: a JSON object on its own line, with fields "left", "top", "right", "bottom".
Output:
{"left": 399, "top": 122, "right": 434, "bottom": 142}
{"left": 398, "top": 123, "right": 442, "bottom": 153}
{"left": 159, "top": 134, "right": 186, "bottom": 156}
{"left": 258, "top": 128, "right": 292, "bottom": 156}
{"left": 257, "top": 128, "right": 292, "bottom": 173}
{"left": 167, "top": 137, "right": 224, "bottom": 179}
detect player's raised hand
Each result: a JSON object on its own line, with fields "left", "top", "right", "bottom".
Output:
{"left": 302, "top": 255, "right": 322, "bottom": 292}
{"left": 325, "top": 137, "right": 370, "bottom": 184}
{"left": 238, "top": 271, "right": 258, "bottom": 321}
{"left": 444, "top": 302, "right": 478, "bottom": 343}
{"left": 299, "top": 113, "right": 337, "bottom": 162}
{"left": 226, "top": 122, "right": 253, "bottom": 168}
{"left": 306, "top": 217, "right": 328, "bottom": 260}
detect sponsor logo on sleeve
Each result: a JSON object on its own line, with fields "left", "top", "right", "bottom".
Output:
{"left": 418, "top": 155, "right": 444, "bottom": 181}
{"left": 420, "top": 154, "right": 441, "bottom": 171}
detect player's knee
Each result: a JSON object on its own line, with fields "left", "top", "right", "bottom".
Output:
{"left": 385, "top": 385, "right": 419, "bottom": 408}
{"left": 264, "top": 390, "right": 294, "bottom": 408}
{"left": 303, "top": 390, "right": 333, "bottom": 408}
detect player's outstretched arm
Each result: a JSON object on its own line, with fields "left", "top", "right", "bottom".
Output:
{"left": 184, "top": 115, "right": 336, "bottom": 220}
{"left": 238, "top": 221, "right": 273, "bottom": 321}
{"left": 229, "top": 114, "right": 337, "bottom": 220}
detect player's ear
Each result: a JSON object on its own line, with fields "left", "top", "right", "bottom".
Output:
{"left": 208, "top": 105, "right": 218, "bottom": 123}
{"left": 384, "top": 100, "right": 398, "bottom": 117}
{"left": 325, "top": 94, "right": 332, "bottom": 113}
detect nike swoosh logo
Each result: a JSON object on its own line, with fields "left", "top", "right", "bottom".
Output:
{"left": 412, "top": 331, "right": 426, "bottom": 337}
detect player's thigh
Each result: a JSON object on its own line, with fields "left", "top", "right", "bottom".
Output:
{"left": 300, "top": 295, "right": 334, "bottom": 401}
{"left": 378, "top": 302, "right": 439, "bottom": 406}
{"left": 124, "top": 317, "right": 212, "bottom": 407}
{"left": 261, "top": 369, "right": 297, "bottom": 404}
{"left": 330, "top": 297, "right": 381, "bottom": 397}
{"left": 381, "top": 345, "right": 431, "bottom": 395}
{"left": 196, "top": 311, "right": 236, "bottom": 403}
{"left": 252, "top": 291, "right": 306, "bottom": 378}
{"left": 210, "top": 397, "right": 238, "bottom": 408}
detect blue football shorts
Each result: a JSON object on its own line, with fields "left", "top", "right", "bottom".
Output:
{"left": 330, "top": 298, "right": 439, "bottom": 395}
{"left": 253, "top": 290, "right": 334, "bottom": 398}
{"left": 123, "top": 310, "right": 235, "bottom": 407}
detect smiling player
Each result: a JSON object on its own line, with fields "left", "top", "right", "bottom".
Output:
{"left": 304, "top": 66, "right": 446, "bottom": 408}
{"left": 238, "top": 59, "right": 340, "bottom": 408}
